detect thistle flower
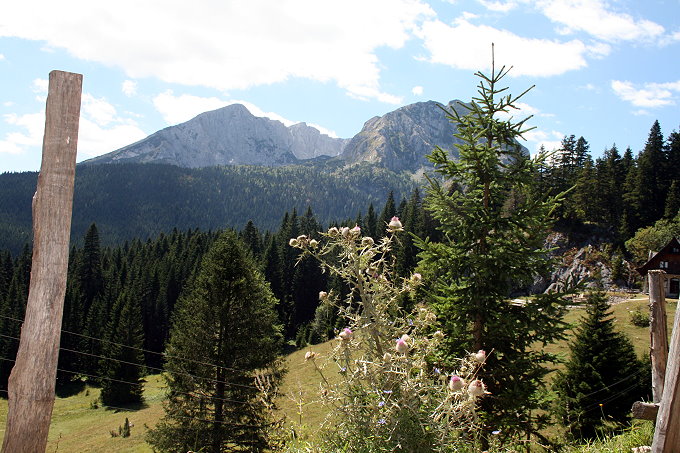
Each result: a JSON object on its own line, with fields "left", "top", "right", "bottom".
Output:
{"left": 395, "top": 338, "right": 409, "bottom": 354}
{"left": 411, "top": 273, "right": 422, "bottom": 285}
{"left": 433, "top": 330, "right": 444, "bottom": 341}
{"left": 361, "top": 236, "right": 374, "bottom": 247}
{"left": 309, "top": 239, "right": 319, "bottom": 248}
{"left": 340, "top": 226, "right": 350, "bottom": 237}
{"left": 467, "top": 379, "right": 486, "bottom": 398}
{"left": 448, "top": 375, "right": 464, "bottom": 391}
{"left": 289, "top": 238, "right": 299, "bottom": 247}
{"left": 319, "top": 291, "right": 328, "bottom": 301}
{"left": 473, "top": 350, "right": 486, "bottom": 363}
{"left": 350, "top": 225, "right": 361, "bottom": 236}
{"left": 339, "top": 327, "right": 353, "bottom": 341}
{"left": 297, "top": 234, "right": 307, "bottom": 242}
{"left": 328, "top": 227, "right": 339, "bottom": 236}
{"left": 388, "top": 216, "right": 403, "bottom": 232}
{"left": 383, "top": 352, "right": 392, "bottom": 362}
{"left": 304, "top": 351, "right": 317, "bottom": 362}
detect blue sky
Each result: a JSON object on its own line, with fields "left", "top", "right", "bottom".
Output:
{"left": 1, "top": 0, "right": 679, "bottom": 173}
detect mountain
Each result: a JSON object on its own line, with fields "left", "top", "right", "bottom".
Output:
{"left": 84, "top": 104, "right": 349, "bottom": 168}
{"left": 340, "top": 100, "right": 469, "bottom": 172}
{"left": 84, "top": 100, "right": 493, "bottom": 172}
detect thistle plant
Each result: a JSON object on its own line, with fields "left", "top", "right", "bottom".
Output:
{"left": 290, "top": 221, "right": 487, "bottom": 452}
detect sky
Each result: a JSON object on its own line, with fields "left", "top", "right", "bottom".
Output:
{"left": 1, "top": 0, "right": 679, "bottom": 173}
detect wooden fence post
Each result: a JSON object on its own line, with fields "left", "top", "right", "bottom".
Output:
{"left": 652, "top": 292, "right": 680, "bottom": 451}
{"left": 1, "top": 70, "right": 82, "bottom": 453}
{"left": 648, "top": 269, "right": 668, "bottom": 403}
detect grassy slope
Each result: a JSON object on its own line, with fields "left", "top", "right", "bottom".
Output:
{"left": 0, "top": 295, "right": 673, "bottom": 451}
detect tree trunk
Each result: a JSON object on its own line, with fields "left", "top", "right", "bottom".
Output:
{"left": 2, "top": 71, "right": 82, "bottom": 453}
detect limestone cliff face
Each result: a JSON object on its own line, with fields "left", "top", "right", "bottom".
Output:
{"left": 85, "top": 104, "right": 348, "bottom": 168}
{"left": 339, "top": 100, "right": 469, "bottom": 172}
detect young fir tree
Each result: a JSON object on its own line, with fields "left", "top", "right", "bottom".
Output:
{"left": 416, "top": 50, "right": 570, "bottom": 444}
{"left": 553, "top": 292, "right": 649, "bottom": 439}
{"left": 99, "top": 291, "right": 145, "bottom": 407}
{"left": 146, "top": 231, "right": 283, "bottom": 453}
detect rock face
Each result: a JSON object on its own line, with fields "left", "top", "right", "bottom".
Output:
{"left": 339, "top": 100, "right": 470, "bottom": 172}
{"left": 84, "top": 104, "right": 349, "bottom": 168}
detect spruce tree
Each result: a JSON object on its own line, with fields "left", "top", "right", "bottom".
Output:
{"left": 99, "top": 291, "right": 145, "bottom": 407}
{"left": 416, "top": 50, "right": 569, "bottom": 443}
{"left": 553, "top": 292, "right": 649, "bottom": 439}
{"left": 146, "top": 231, "right": 283, "bottom": 453}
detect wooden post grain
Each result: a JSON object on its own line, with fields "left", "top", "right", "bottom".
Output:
{"left": 652, "top": 295, "right": 680, "bottom": 452}
{"left": 1, "top": 71, "right": 82, "bottom": 453}
{"left": 649, "top": 270, "right": 669, "bottom": 403}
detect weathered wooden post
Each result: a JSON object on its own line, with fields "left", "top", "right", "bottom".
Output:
{"left": 652, "top": 295, "right": 680, "bottom": 451}
{"left": 1, "top": 70, "right": 82, "bottom": 453}
{"left": 648, "top": 269, "right": 669, "bottom": 403}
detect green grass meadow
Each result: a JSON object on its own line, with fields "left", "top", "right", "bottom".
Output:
{"left": 0, "top": 294, "right": 672, "bottom": 451}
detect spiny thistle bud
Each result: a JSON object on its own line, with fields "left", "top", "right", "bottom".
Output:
{"left": 341, "top": 226, "right": 350, "bottom": 237}
{"left": 350, "top": 225, "right": 361, "bottom": 236}
{"left": 328, "top": 227, "right": 339, "bottom": 236}
{"left": 383, "top": 352, "right": 392, "bottom": 362}
{"left": 448, "top": 375, "right": 464, "bottom": 391}
{"left": 473, "top": 350, "right": 486, "bottom": 363}
{"left": 297, "top": 235, "right": 307, "bottom": 243}
{"left": 304, "top": 351, "right": 317, "bottom": 362}
{"left": 319, "top": 291, "right": 328, "bottom": 301}
{"left": 309, "top": 239, "right": 319, "bottom": 248}
{"left": 425, "top": 311, "right": 436, "bottom": 323}
{"left": 395, "top": 338, "right": 409, "bottom": 354}
{"left": 467, "top": 379, "right": 486, "bottom": 398}
{"left": 388, "top": 216, "right": 403, "bottom": 232}
{"left": 289, "top": 238, "right": 299, "bottom": 247}
{"left": 411, "top": 272, "right": 423, "bottom": 285}
{"left": 339, "top": 328, "right": 353, "bottom": 341}
{"left": 433, "top": 330, "right": 444, "bottom": 341}
{"left": 361, "top": 236, "right": 374, "bottom": 247}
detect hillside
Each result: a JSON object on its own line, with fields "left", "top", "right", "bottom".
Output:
{"left": 0, "top": 162, "right": 414, "bottom": 254}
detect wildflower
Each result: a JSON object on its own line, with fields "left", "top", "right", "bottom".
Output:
{"left": 448, "top": 375, "right": 464, "bottom": 391}
{"left": 382, "top": 352, "right": 392, "bottom": 362}
{"left": 297, "top": 234, "right": 307, "bottom": 242}
{"left": 309, "top": 239, "right": 319, "bottom": 248}
{"left": 350, "top": 225, "right": 361, "bottom": 236}
{"left": 473, "top": 350, "right": 486, "bottom": 363}
{"left": 339, "top": 328, "right": 353, "bottom": 341}
{"left": 388, "top": 216, "right": 403, "bottom": 232}
{"left": 425, "top": 311, "right": 436, "bottom": 323}
{"left": 467, "top": 379, "right": 486, "bottom": 398}
{"left": 377, "top": 418, "right": 386, "bottom": 425}
{"left": 411, "top": 273, "right": 422, "bottom": 285}
{"left": 304, "top": 351, "right": 317, "bottom": 362}
{"left": 395, "top": 338, "right": 409, "bottom": 354}
{"left": 361, "top": 236, "right": 374, "bottom": 247}
{"left": 289, "top": 238, "right": 299, "bottom": 247}
{"left": 378, "top": 401, "right": 385, "bottom": 407}
{"left": 491, "top": 430, "right": 501, "bottom": 435}
{"left": 319, "top": 291, "right": 328, "bottom": 301}
{"left": 341, "top": 226, "right": 350, "bottom": 237}
{"left": 433, "top": 330, "right": 444, "bottom": 341}
{"left": 328, "top": 227, "right": 339, "bottom": 236}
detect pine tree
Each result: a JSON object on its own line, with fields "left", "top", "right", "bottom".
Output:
{"left": 553, "top": 292, "right": 649, "bottom": 439}
{"left": 99, "top": 291, "right": 145, "bottom": 407}
{"left": 146, "top": 231, "right": 283, "bottom": 453}
{"left": 416, "top": 50, "right": 569, "bottom": 443}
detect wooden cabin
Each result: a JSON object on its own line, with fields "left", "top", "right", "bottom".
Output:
{"left": 637, "top": 237, "right": 680, "bottom": 298}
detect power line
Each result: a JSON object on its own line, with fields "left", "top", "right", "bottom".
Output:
{"left": 0, "top": 314, "right": 258, "bottom": 378}
{"left": 0, "top": 332, "right": 258, "bottom": 391}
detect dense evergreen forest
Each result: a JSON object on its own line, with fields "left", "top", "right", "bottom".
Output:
{"left": 0, "top": 119, "right": 679, "bottom": 398}
{"left": 0, "top": 160, "right": 414, "bottom": 255}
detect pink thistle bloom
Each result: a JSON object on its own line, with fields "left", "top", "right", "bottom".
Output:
{"left": 319, "top": 291, "right": 328, "bottom": 300}
{"left": 304, "top": 351, "right": 317, "bottom": 362}
{"left": 468, "top": 379, "right": 486, "bottom": 398}
{"left": 388, "top": 216, "right": 403, "bottom": 232}
{"left": 339, "top": 328, "right": 353, "bottom": 341}
{"left": 350, "top": 225, "right": 361, "bottom": 236}
{"left": 340, "top": 226, "right": 350, "bottom": 237}
{"left": 448, "top": 375, "right": 465, "bottom": 391}
{"left": 474, "top": 350, "right": 486, "bottom": 363}
{"left": 395, "top": 338, "right": 409, "bottom": 354}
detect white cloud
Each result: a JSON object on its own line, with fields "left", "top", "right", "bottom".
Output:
{"left": 122, "top": 80, "right": 137, "bottom": 97}
{"left": 534, "top": 0, "right": 665, "bottom": 43}
{"left": 611, "top": 79, "right": 680, "bottom": 108}
{"left": 0, "top": 0, "right": 434, "bottom": 104}
{"left": 477, "top": 0, "right": 518, "bottom": 13}
{"left": 523, "top": 129, "right": 564, "bottom": 155}
{"left": 0, "top": 54, "right": 5, "bottom": 61}
{"left": 0, "top": 92, "right": 146, "bottom": 159}
{"left": 3, "top": 101, "right": 15, "bottom": 107}
{"left": 32, "top": 78, "right": 48, "bottom": 93}
{"left": 416, "top": 18, "right": 591, "bottom": 77}
{"left": 412, "top": 86, "right": 424, "bottom": 96}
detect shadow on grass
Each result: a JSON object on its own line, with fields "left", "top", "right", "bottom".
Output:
{"left": 55, "top": 379, "right": 87, "bottom": 398}
{"left": 103, "top": 400, "right": 150, "bottom": 412}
